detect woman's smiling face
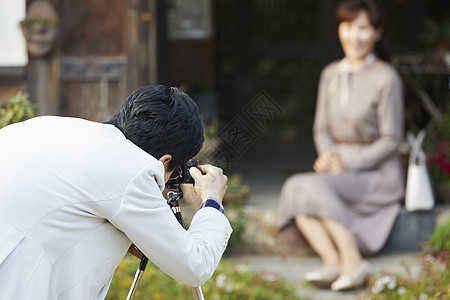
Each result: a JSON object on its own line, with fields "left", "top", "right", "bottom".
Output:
{"left": 338, "top": 10, "right": 381, "bottom": 64}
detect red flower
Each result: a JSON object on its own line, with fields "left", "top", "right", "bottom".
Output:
{"left": 428, "top": 140, "right": 450, "bottom": 177}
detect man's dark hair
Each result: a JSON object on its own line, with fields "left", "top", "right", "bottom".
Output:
{"left": 106, "top": 85, "right": 204, "bottom": 171}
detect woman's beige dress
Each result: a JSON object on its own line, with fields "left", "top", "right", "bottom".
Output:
{"left": 279, "top": 59, "right": 404, "bottom": 255}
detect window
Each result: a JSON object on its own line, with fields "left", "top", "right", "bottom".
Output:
{"left": 0, "top": 0, "right": 27, "bottom": 66}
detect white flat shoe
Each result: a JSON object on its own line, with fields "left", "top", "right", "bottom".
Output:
{"left": 331, "top": 260, "right": 371, "bottom": 291}
{"left": 304, "top": 265, "right": 341, "bottom": 287}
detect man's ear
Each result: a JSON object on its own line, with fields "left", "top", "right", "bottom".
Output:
{"left": 158, "top": 154, "right": 172, "bottom": 171}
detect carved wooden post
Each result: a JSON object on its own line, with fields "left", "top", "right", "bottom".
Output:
{"left": 22, "top": 0, "right": 59, "bottom": 115}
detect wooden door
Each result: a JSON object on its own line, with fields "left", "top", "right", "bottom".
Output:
{"left": 57, "top": 0, "right": 161, "bottom": 122}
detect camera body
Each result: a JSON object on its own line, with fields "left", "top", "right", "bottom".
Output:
{"left": 167, "top": 157, "right": 198, "bottom": 186}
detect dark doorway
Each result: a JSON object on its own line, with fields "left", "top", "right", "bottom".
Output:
{"left": 211, "top": 0, "right": 449, "bottom": 176}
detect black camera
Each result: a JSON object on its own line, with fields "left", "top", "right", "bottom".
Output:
{"left": 167, "top": 157, "right": 198, "bottom": 186}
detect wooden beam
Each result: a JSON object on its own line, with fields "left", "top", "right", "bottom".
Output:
{"left": 126, "top": 0, "right": 160, "bottom": 93}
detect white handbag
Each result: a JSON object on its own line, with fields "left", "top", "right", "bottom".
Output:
{"left": 405, "top": 130, "right": 434, "bottom": 211}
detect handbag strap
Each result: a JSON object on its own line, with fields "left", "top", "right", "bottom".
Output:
{"left": 407, "top": 129, "right": 427, "bottom": 165}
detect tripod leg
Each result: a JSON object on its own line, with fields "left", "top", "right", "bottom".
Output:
{"left": 126, "top": 190, "right": 207, "bottom": 299}
{"left": 190, "top": 286, "right": 205, "bottom": 300}
{"left": 126, "top": 269, "right": 144, "bottom": 300}
{"left": 169, "top": 194, "right": 207, "bottom": 299}
{"left": 126, "top": 256, "right": 149, "bottom": 300}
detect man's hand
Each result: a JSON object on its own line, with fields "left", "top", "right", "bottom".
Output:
{"left": 189, "top": 164, "right": 228, "bottom": 204}
{"left": 180, "top": 183, "right": 203, "bottom": 206}
{"left": 313, "top": 151, "right": 346, "bottom": 174}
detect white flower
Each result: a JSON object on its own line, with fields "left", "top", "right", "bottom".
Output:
{"left": 419, "top": 293, "right": 428, "bottom": 300}
{"left": 424, "top": 254, "right": 435, "bottom": 263}
{"left": 387, "top": 277, "right": 397, "bottom": 289}
{"left": 372, "top": 275, "right": 397, "bottom": 294}
{"left": 397, "top": 286, "right": 406, "bottom": 295}
{"left": 235, "top": 264, "right": 249, "bottom": 273}
{"left": 225, "top": 284, "right": 234, "bottom": 292}
{"left": 379, "top": 277, "right": 388, "bottom": 285}
{"left": 372, "top": 279, "right": 385, "bottom": 294}
{"left": 216, "top": 274, "right": 226, "bottom": 288}
{"left": 263, "top": 272, "right": 278, "bottom": 282}
{"left": 381, "top": 276, "right": 396, "bottom": 287}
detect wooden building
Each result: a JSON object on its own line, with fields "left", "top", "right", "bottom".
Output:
{"left": 0, "top": 0, "right": 448, "bottom": 157}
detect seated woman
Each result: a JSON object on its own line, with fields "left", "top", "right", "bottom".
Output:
{"left": 278, "top": 0, "right": 404, "bottom": 291}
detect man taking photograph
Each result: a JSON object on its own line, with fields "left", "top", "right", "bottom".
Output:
{"left": 0, "top": 85, "right": 231, "bottom": 299}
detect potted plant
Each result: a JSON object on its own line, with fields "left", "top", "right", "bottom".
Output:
{"left": 223, "top": 173, "right": 251, "bottom": 207}
{"left": 420, "top": 18, "right": 450, "bottom": 67}
{"left": 426, "top": 103, "right": 450, "bottom": 204}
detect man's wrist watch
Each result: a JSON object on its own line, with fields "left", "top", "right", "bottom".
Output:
{"left": 200, "top": 197, "right": 224, "bottom": 214}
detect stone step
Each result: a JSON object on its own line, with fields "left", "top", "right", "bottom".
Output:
{"left": 380, "top": 209, "right": 435, "bottom": 253}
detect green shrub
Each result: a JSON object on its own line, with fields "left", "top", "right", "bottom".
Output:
{"left": 224, "top": 173, "right": 251, "bottom": 208}
{"left": 107, "top": 255, "right": 302, "bottom": 300}
{"left": 225, "top": 207, "right": 247, "bottom": 249}
{"left": 361, "top": 257, "right": 450, "bottom": 300}
{"left": 360, "top": 221, "right": 450, "bottom": 299}
{"left": 428, "top": 219, "right": 450, "bottom": 252}
{"left": 0, "top": 92, "right": 35, "bottom": 128}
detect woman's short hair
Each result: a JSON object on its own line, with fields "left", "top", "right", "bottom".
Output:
{"left": 106, "top": 85, "right": 204, "bottom": 171}
{"left": 336, "top": 0, "right": 385, "bottom": 29}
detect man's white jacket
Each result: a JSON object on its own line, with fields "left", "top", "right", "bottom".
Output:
{"left": 0, "top": 116, "right": 232, "bottom": 299}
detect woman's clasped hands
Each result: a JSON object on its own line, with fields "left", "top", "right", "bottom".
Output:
{"left": 313, "top": 151, "right": 346, "bottom": 174}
